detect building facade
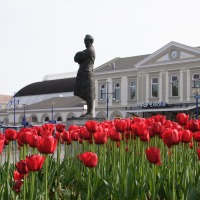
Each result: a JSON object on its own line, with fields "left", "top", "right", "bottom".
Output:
{"left": 0, "top": 41, "right": 199, "bottom": 126}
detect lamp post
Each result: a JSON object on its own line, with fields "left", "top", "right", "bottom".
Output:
{"left": 193, "top": 86, "right": 200, "bottom": 119}
{"left": 22, "top": 104, "right": 28, "bottom": 119}
{"left": 11, "top": 92, "right": 19, "bottom": 126}
{"left": 50, "top": 101, "right": 55, "bottom": 121}
{"left": 100, "top": 82, "right": 116, "bottom": 119}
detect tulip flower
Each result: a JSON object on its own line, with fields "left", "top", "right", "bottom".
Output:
{"left": 16, "top": 160, "right": 29, "bottom": 174}
{"left": 27, "top": 134, "right": 41, "bottom": 148}
{"left": 56, "top": 124, "right": 66, "bottom": 132}
{"left": 13, "top": 180, "right": 23, "bottom": 193}
{"left": 109, "top": 128, "right": 121, "bottom": 141}
{"left": 140, "top": 129, "right": 150, "bottom": 142}
{"left": 70, "top": 130, "right": 80, "bottom": 141}
{"left": 180, "top": 130, "right": 192, "bottom": 143}
{"left": 151, "top": 114, "right": 166, "bottom": 125}
{"left": 5, "top": 128, "right": 18, "bottom": 141}
{"left": 26, "top": 154, "right": 46, "bottom": 171}
{"left": 162, "top": 129, "right": 180, "bottom": 148}
{"left": 145, "top": 147, "right": 162, "bottom": 165}
{"left": 193, "top": 131, "right": 200, "bottom": 142}
{"left": 42, "top": 123, "right": 55, "bottom": 133}
{"left": 85, "top": 120, "right": 99, "bottom": 133}
{"left": 79, "top": 126, "right": 92, "bottom": 140}
{"left": 176, "top": 113, "right": 189, "bottom": 126}
{"left": 14, "top": 170, "right": 27, "bottom": 181}
{"left": 114, "top": 119, "right": 128, "bottom": 133}
{"left": 0, "top": 133, "right": 5, "bottom": 154}
{"left": 61, "top": 130, "right": 71, "bottom": 142}
{"left": 37, "top": 136, "right": 58, "bottom": 154}
{"left": 131, "top": 122, "right": 147, "bottom": 137}
{"left": 79, "top": 152, "right": 98, "bottom": 168}
{"left": 185, "top": 120, "right": 200, "bottom": 132}
{"left": 94, "top": 131, "right": 108, "bottom": 144}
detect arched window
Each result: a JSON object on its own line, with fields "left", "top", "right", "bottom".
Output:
{"left": 45, "top": 117, "right": 49, "bottom": 122}
{"left": 32, "top": 116, "right": 38, "bottom": 123}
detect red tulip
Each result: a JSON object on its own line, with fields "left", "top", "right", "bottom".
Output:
{"left": 114, "top": 119, "right": 128, "bottom": 133}
{"left": 26, "top": 154, "right": 46, "bottom": 171}
{"left": 27, "top": 134, "right": 41, "bottom": 148}
{"left": 180, "top": 130, "right": 192, "bottom": 143}
{"left": 176, "top": 113, "right": 189, "bottom": 126}
{"left": 162, "top": 129, "right": 180, "bottom": 148}
{"left": 193, "top": 131, "right": 200, "bottom": 142}
{"left": 13, "top": 180, "right": 23, "bottom": 193}
{"left": 94, "top": 131, "right": 108, "bottom": 144}
{"left": 79, "top": 126, "right": 92, "bottom": 140}
{"left": 140, "top": 129, "right": 150, "bottom": 142}
{"left": 150, "top": 122, "right": 163, "bottom": 136}
{"left": 16, "top": 160, "right": 29, "bottom": 174}
{"left": 85, "top": 120, "right": 99, "bottom": 133}
{"left": 145, "top": 147, "right": 162, "bottom": 165}
{"left": 0, "top": 133, "right": 5, "bottom": 154}
{"left": 109, "top": 128, "right": 122, "bottom": 141}
{"left": 42, "top": 123, "right": 55, "bottom": 132}
{"left": 56, "top": 124, "right": 66, "bottom": 132}
{"left": 131, "top": 122, "right": 147, "bottom": 137}
{"left": 37, "top": 136, "right": 57, "bottom": 154}
{"left": 68, "top": 124, "right": 79, "bottom": 131}
{"left": 17, "top": 129, "right": 32, "bottom": 145}
{"left": 5, "top": 128, "right": 18, "bottom": 140}
{"left": 79, "top": 152, "right": 98, "bottom": 168}
{"left": 70, "top": 130, "right": 80, "bottom": 141}
{"left": 185, "top": 120, "right": 200, "bottom": 132}
{"left": 151, "top": 114, "right": 166, "bottom": 125}
{"left": 61, "top": 130, "right": 71, "bottom": 142}
{"left": 14, "top": 170, "right": 26, "bottom": 181}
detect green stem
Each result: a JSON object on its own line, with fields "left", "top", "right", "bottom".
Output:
{"left": 87, "top": 168, "right": 91, "bottom": 200}
{"left": 173, "top": 146, "right": 176, "bottom": 200}
{"left": 45, "top": 155, "right": 49, "bottom": 200}
{"left": 30, "top": 172, "right": 35, "bottom": 200}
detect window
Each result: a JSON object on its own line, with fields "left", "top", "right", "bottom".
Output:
{"left": 100, "top": 84, "right": 106, "bottom": 101}
{"left": 151, "top": 78, "right": 158, "bottom": 98}
{"left": 130, "top": 81, "right": 136, "bottom": 100}
{"left": 114, "top": 83, "right": 120, "bottom": 101}
{"left": 171, "top": 75, "right": 179, "bottom": 97}
{"left": 192, "top": 73, "right": 200, "bottom": 88}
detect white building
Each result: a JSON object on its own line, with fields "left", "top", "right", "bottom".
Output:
{"left": 0, "top": 41, "right": 199, "bottom": 126}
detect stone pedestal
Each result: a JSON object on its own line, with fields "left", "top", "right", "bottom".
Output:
{"left": 66, "top": 117, "right": 105, "bottom": 129}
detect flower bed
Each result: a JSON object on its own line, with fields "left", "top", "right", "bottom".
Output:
{"left": 1, "top": 113, "right": 200, "bottom": 199}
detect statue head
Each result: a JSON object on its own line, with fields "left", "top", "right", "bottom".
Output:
{"left": 84, "top": 35, "right": 94, "bottom": 43}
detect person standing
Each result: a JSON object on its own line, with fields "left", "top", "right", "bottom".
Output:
{"left": 74, "top": 35, "right": 96, "bottom": 117}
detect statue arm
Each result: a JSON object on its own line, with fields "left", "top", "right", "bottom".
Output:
{"left": 74, "top": 49, "right": 94, "bottom": 63}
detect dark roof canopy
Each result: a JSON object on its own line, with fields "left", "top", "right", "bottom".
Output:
{"left": 16, "top": 77, "right": 76, "bottom": 97}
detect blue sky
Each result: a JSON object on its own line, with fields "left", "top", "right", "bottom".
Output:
{"left": 1, "top": 0, "right": 200, "bottom": 95}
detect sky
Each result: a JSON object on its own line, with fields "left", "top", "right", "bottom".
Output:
{"left": 1, "top": 0, "right": 200, "bottom": 95}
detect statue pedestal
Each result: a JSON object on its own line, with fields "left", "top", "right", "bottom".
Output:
{"left": 66, "top": 117, "right": 105, "bottom": 129}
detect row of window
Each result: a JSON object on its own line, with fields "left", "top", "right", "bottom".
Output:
{"left": 99, "top": 73, "right": 200, "bottom": 101}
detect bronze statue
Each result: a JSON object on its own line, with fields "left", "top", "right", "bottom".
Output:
{"left": 74, "top": 35, "right": 96, "bottom": 117}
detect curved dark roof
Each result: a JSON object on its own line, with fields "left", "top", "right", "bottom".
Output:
{"left": 16, "top": 77, "right": 76, "bottom": 97}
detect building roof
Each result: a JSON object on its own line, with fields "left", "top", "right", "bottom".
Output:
{"left": 94, "top": 54, "right": 150, "bottom": 73}
{"left": 18, "top": 96, "right": 84, "bottom": 110}
{"left": 15, "top": 77, "right": 76, "bottom": 97}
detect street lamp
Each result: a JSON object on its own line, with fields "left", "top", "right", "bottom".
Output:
{"left": 11, "top": 92, "right": 19, "bottom": 126}
{"left": 192, "top": 86, "right": 200, "bottom": 119}
{"left": 22, "top": 104, "right": 28, "bottom": 119}
{"left": 100, "top": 82, "right": 116, "bottom": 119}
{"left": 50, "top": 101, "right": 55, "bottom": 122}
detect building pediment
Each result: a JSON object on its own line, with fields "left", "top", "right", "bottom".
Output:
{"left": 135, "top": 41, "right": 200, "bottom": 68}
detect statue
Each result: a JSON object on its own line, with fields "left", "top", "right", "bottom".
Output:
{"left": 74, "top": 35, "right": 96, "bottom": 117}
